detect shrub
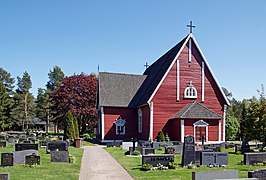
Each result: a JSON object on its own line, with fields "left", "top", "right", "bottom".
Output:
{"left": 83, "top": 133, "right": 91, "bottom": 141}
{"left": 124, "top": 151, "right": 130, "bottom": 155}
{"left": 69, "top": 154, "right": 76, "bottom": 163}
{"left": 157, "top": 130, "right": 165, "bottom": 142}
{"left": 132, "top": 150, "right": 141, "bottom": 156}
{"left": 142, "top": 164, "right": 153, "bottom": 171}
{"left": 168, "top": 162, "right": 179, "bottom": 169}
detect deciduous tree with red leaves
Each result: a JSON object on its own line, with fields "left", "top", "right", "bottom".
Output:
{"left": 50, "top": 73, "right": 97, "bottom": 134}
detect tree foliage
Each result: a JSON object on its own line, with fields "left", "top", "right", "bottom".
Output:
{"left": 11, "top": 71, "right": 35, "bottom": 130}
{"left": 0, "top": 83, "right": 13, "bottom": 130}
{"left": 64, "top": 112, "right": 75, "bottom": 140}
{"left": 46, "top": 66, "right": 65, "bottom": 92}
{"left": 157, "top": 130, "right": 165, "bottom": 142}
{"left": 0, "top": 67, "right": 15, "bottom": 94}
{"left": 51, "top": 73, "right": 97, "bottom": 133}
{"left": 0, "top": 68, "right": 14, "bottom": 131}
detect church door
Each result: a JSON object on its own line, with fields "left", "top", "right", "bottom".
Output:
{"left": 195, "top": 126, "right": 206, "bottom": 142}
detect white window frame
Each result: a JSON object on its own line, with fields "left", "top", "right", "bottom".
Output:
{"left": 184, "top": 81, "right": 197, "bottom": 99}
{"left": 116, "top": 125, "right": 125, "bottom": 135}
{"left": 138, "top": 109, "right": 142, "bottom": 133}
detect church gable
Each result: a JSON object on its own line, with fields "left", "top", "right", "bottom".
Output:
{"left": 145, "top": 34, "right": 229, "bottom": 107}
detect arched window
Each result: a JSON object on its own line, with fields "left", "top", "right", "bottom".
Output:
{"left": 138, "top": 109, "right": 142, "bottom": 133}
{"left": 184, "top": 81, "right": 197, "bottom": 99}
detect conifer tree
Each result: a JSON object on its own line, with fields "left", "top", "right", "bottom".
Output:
{"left": 64, "top": 112, "right": 75, "bottom": 140}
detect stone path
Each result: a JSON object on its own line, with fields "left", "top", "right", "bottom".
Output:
{"left": 79, "top": 145, "right": 133, "bottom": 180}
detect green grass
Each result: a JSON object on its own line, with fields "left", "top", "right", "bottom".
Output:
{"left": 105, "top": 147, "right": 266, "bottom": 180}
{"left": 0, "top": 144, "right": 84, "bottom": 180}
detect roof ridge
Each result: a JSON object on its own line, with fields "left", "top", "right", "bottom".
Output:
{"left": 180, "top": 102, "right": 196, "bottom": 118}
{"left": 194, "top": 101, "right": 221, "bottom": 117}
{"left": 100, "top": 71, "right": 145, "bottom": 77}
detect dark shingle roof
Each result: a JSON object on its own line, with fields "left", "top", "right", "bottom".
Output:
{"left": 98, "top": 72, "right": 146, "bottom": 107}
{"left": 134, "top": 35, "right": 188, "bottom": 106}
{"left": 172, "top": 101, "right": 222, "bottom": 119}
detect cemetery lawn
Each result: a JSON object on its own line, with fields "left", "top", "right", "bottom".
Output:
{"left": 105, "top": 147, "right": 265, "bottom": 180}
{"left": 0, "top": 145, "right": 83, "bottom": 180}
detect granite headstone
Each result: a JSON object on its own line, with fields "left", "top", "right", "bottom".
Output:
{"left": 142, "top": 154, "right": 174, "bottom": 167}
{"left": 1, "top": 153, "right": 13, "bottom": 167}
{"left": 50, "top": 151, "right": 69, "bottom": 163}
{"left": 182, "top": 136, "right": 195, "bottom": 166}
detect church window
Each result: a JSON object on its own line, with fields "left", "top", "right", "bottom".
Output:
{"left": 116, "top": 125, "right": 125, "bottom": 135}
{"left": 184, "top": 81, "right": 197, "bottom": 99}
{"left": 138, "top": 109, "right": 142, "bottom": 133}
{"left": 114, "top": 117, "right": 126, "bottom": 135}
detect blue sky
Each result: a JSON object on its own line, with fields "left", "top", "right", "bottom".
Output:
{"left": 0, "top": 1, "right": 265, "bottom": 101}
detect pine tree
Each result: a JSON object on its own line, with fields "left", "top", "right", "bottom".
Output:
{"left": 46, "top": 66, "right": 65, "bottom": 133}
{"left": 0, "top": 68, "right": 14, "bottom": 131}
{"left": 0, "top": 83, "right": 12, "bottom": 130}
{"left": 11, "top": 71, "right": 35, "bottom": 130}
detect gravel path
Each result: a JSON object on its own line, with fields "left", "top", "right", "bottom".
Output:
{"left": 79, "top": 145, "right": 133, "bottom": 180}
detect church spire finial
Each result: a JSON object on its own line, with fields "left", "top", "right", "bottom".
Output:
{"left": 187, "top": 21, "right": 195, "bottom": 34}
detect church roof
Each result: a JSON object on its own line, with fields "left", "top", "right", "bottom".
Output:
{"left": 133, "top": 35, "right": 188, "bottom": 106}
{"left": 97, "top": 33, "right": 230, "bottom": 108}
{"left": 98, "top": 72, "right": 146, "bottom": 107}
{"left": 172, "top": 101, "right": 222, "bottom": 119}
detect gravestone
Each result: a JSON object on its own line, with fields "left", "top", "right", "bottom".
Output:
{"left": 0, "top": 136, "right": 6, "bottom": 141}
{"left": 46, "top": 141, "right": 68, "bottom": 153}
{"left": 22, "top": 140, "right": 31, "bottom": 144}
{"left": 204, "top": 144, "right": 221, "bottom": 152}
{"left": 195, "top": 150, "right": 213, "bottom": 166}
{"left": 165, "top": 145, "right": 183, "bottom": 154}
{"left": 13, "top": 150, "right": 38, "bottom": 164}
{"left": 172, "top": 141, "right": 182, "bottom": 145}
{"left": 174, "top": 144, "right": 183, "bottom": 154}
{"left": 248, "top": 169, "right": 266, "bottom": 179}
{"left": 235, "top": 144, "right": 241, "bottom": 153}
{"left": 201, "top": 152, "right": 228, "bottom": 166}
{"left": 1, "top": 153, "right": 13, "bottom": 167}
{"left": 7, "top": 137, "right": 15, "bottom": 146}
{"left": 0, "top": 141, "right": 6, "bottom": 147}
{"left": 165, "top": 146, "right": 175, "bottom": 154}
{"left": 142, "top": 148, "right": 155, "bottom": 155}
{"left": 244, "top": 152, "right": 266, "bottom": 165}
{"left": 0, "top": 172, "right": 10, "bottom": 180}
{"left": 182, "top": 135, "right": 195, "bottom": 166}
{"left": 142, "top": 154, "right": 174, "bottom": 167}
{"left": 152, "top": 142, "right": 160, "bottom": 150}
{"left": 122, "top": 142, "right": 138, "bottom": 151}
{"left": 192, "top": 170, "right": 238, "bottom": 180}
{"left": 15, "top": 143, "right": 38, "bottom": 151}
{"left": 242, "top": 137, "right": 250, "bottom": 154}
{"left": 25, "top": 154, "right": 40, "bottom": 165}
{"left": 106, "top": 142, "right": 121, "bottom": 147}
{"left": 50, "top": 151, "right": 69, "bottom": 163}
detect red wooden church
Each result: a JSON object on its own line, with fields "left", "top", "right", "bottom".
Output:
{"left": 96, "top": 30, "right": 230, "bottom": 144}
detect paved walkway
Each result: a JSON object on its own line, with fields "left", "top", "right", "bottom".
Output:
{"left": 79, "top": 145, "right": 133, "bottom": 180}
